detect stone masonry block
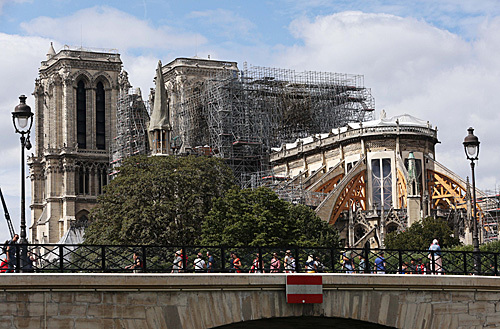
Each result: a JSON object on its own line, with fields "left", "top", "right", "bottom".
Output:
{"left": 13, "top": 316, "right": 42, "bottom": 329}
{"left": 468, "top": 301, "right": 495, "bottom": 316}
{"left": 0, "top": 303, "right": 18, "bottom": 316}
{"left": 145, "top": 307, "right": 168, "bottom": 328}
{"left": 103, "top": 292, "right": 128, "bottom": 305}
{"left": 87, "top": 304, "right": 118, "bottom": 318}
{"left": 432, "top": 302, "right": 468, "bottom": 315}
{"left": 6, "top": 292, "right": 28, "bottom": 302}
{"left": 476, "top": 292, "right": 500, "bottom": 301}
{"left": 450, "top": 291, "right": 475, "bottom": 302}
{"left": 50, "top": 292, "right": 74, "bottom": 303}
{"left": 74, "top": 318, "right": 115, "bottom": 329}
{"left": 127, "top": 292, "right": 157, "bottom": 306}
{"left": 457, "top": 313, "right": 484, "bottom": 326}
{"left": 485, "top": 315, "right": 500, "bottom": 326}
{"left": 58, "top": 303, "right": 87, "bottom": 317}
{"left": 75, "top": 292, "right": 102, "bottom": 304}
{"left": 115, "top": 318, "right": 150, "bottom": 329}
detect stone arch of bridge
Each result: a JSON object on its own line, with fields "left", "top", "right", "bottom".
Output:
{"left": 212, "top": 316, "right": 394, "bottom": 328}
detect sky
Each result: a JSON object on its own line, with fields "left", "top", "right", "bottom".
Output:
{"left": 0, "top": 0, "right": 499, "bottom": 242}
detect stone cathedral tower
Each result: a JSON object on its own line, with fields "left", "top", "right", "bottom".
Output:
{"left": 29, "top": 45, "right": 123, "bottom": 243}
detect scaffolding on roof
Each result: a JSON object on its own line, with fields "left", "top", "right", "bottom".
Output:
{"left": 111, "top": 88, "right": 150, "bottom": 174}
{"left": 171, "top": 63, "right": 375, "bottom": 187}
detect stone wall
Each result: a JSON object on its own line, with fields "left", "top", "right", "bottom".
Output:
{"left": 1, "top": 274, "right": 500, "bottom": 329}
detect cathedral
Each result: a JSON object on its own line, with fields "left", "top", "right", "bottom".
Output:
{"left": 29, "top": 45, "right": 125, "bottom": 243}
{"left": 29, "top": 45, "right": 498, "bottom": 246}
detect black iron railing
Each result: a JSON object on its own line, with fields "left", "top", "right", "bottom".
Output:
{"left": 0, "top": 243, "right": 496, "bottom": 275}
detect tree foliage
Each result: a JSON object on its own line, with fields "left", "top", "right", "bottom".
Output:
{"left": 199, "top": 187, "right": 339, "bottom": 247}
{"left": 385, "top": 217, "right": 461, "bottom": 250}
{"left": 84, "top": 155, "right": 235, "bottom": 245}
{"left": 450, "top": 240, "right": 500, "bottom": 253}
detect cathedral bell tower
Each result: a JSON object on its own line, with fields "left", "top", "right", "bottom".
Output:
{"left": 29, "top": 45, "right": 123, "bottom": 243}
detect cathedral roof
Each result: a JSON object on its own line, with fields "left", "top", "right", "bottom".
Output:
{"left": 276, "top": 114, "right": 435, "bottom": 151}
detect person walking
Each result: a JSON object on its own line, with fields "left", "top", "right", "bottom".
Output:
{"left": 358, "top": 255, "right": 366, "bottom": 273}
{"left": 250, "top": 253, "right": 261, "bottom": 273}
{"left": 428, "top": 239, "right": 443, "bottom": 274}
{"left": 206, "top": 251, "right": 215, "bottom": 273}
{"left": 374, "top": 252, "right": 386, "bottom": 274}
{"left": 194, "top": 253, "right": 206, "bottom": 273}
{"left": 232, "top": 252, "right": 242, "bottom": 273}
{"left": 172, "top": 250, "right": 182, "bottom": 273}
{"left": 305, "top": 255, "right": 316, "bottom": 273}
{"left": 125, "top": 252, "right": 143, "bottom": 272}
{"left": 270, "top": 253, "right": 281, "bottom": 273}
{"left": 284, "top": 250, "right": 295, "bottom": 273}
{"left": 6, "top": 234, "right": 19, "bottom": 273}
{"left": 229, "top": 251, "right": 235, "bottom": 273}
{"left": 342, "top": 244, "right": 354, "bottom": 274}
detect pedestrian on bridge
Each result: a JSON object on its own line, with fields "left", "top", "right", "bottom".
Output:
{"left": 270, "top": 253, "right": 281, "bottom": 273}
{"left": 194, "top": 253, "right": 206, "bottom": 273}
{"left": 428, "top": 239, "right": 443, "bottom": 275}
{"left": 284, "top": 250, "right": 295, "bottom": 273}
{"left": 374, "top": 252, "right": 386, "bottom": 274}
{"left": 172, "top": 250, "right": 182, "bottom": 273}
{"left": 232, "top": 252, "right": 242, "bottom": 273}
{"left": 206, "top": 251, "right": 215, "bottom": 273}
{"left": 6, "top": 234, "right": 19, "bottom": 273}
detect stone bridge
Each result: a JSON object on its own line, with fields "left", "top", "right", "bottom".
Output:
{"left": 1, "top": 273, "right": 500, "bottom": 328}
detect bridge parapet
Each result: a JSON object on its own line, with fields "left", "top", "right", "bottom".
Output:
{"left": 1, "top": 274, "right": 500, "bottom": 328}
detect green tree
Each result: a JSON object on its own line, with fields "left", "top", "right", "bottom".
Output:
{"left": 385, "top": 217, "right": 461, "bottom": 250}
{"left": 84, "top": 155, "right": 235, "bottom": 245}
{"left": 200, "top": 187, "right": 339, "bottom": 247}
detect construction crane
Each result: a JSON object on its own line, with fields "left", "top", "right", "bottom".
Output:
{"left": 0, "top": 187, "right": 16, "bottom": 239}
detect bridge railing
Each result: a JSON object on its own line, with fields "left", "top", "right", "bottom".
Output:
{"left": 0, "top": 243, "right": 496, "bottom": 275}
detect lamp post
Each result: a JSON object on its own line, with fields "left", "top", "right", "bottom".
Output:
{"left": 463, "top": 127, "right": 480, "bottom": 272}
{"left": 12, "top": 95, "right": 33, "bottom": 271}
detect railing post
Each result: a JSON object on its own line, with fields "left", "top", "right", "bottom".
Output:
{"left": 221, "top": 247, "right": 225, "bottom": 273}
{"left": 15, "top": 244, "right": 20, "bottom": 273}
{"left": 294, "top": 248, "right": 300, "bottom": 273}
{"left": 364, "top": 242, "right": 371, "bottom": 274}
{"left": 463, "top": 251, "right": 467, "bottom": 275}
{"left": 59, "top": 245, "right": 64, "bottom": 273}
{"left": 182, "top": 246, "right": 187, "bottom": 273}
{"left": 330, "top": 247, "right": 335, "bottom": 273}
{"left": 398, "top": 250, "right": 403, "bottom": 274}
{"left": 430, "top": 250, "right": 435, "bottom": 274}
{"left": 495, "top": 253, "right": 498, "bottom": 276}
{"left": 258, "top": 247, "right": 263, "bottom": 273}
{"left": 101, "top": 246, "right": 106, "bottom": 273}
{"left": 142, "top": 246, "right": 147, "bottom": 272}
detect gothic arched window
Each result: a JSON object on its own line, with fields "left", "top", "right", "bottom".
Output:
{"left": 96, "top": 81, "right": 105, "bottom": 150}
{"left": 371, "top": 158, "right": 392, "bottom": 210}
{"left": 76, "top": 80, "right": 87, "bottom": 149}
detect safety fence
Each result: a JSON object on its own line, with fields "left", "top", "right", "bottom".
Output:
{"left": 0, "top": 243, "right": 496, "bottom": 275}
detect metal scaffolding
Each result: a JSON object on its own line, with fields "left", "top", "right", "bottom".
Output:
{"left": 173, "top": 64, "right": 375, "bottom": 186}
{"left": 111, "top": 88, "right": 150, "bottom": 174}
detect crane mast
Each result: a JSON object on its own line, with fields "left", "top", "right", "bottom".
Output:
{"left": 0, "top": 187, "right": 16, "bottom": 239}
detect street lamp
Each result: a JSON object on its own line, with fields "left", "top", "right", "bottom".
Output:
{"left": 12, "top": 95, "right": 33, "bottom": 271}
{"left": 463, "top": 127, "right": 480, "bottom": 271}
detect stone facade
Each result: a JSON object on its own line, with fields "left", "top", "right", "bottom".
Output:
{"left": 29, "top": 46, "right": 123, "bottom": 243}
{"left": 1, "top": 274, "right": 500, "bottom": 328}
{"left": 160, "top": 58, "right": 238, "bottom": 153}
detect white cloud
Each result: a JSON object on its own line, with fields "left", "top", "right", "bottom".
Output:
{"left": 20, "top": 6, "right": 205, "bottom": 52}
{"left": 0, "top": 32, "right": 43, "bottom": 243}
{"left": 277, "top": 11, "right": 500, "bottom": 190}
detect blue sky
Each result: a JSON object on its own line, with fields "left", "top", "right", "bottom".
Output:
{"left": 0, "top": 0, "right": 499, "bottom": 242}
